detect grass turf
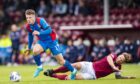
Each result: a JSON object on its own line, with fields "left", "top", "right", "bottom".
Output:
{"left": 0, "top": 64, "right": 140, "bottom": 84}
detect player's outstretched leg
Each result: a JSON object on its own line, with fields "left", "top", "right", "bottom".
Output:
{"left": 55, "top": 54, "right": 77, "bottom": 80}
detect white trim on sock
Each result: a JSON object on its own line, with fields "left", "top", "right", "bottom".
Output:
{"left": 38, "top": 65, "right": 43, "bottom": 68}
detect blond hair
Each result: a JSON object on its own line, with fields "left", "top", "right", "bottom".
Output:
{"left": 25, "top": 9, "right": 35, "bottom": 15}
{"left": 122, "top": 53, "right": 132, "bottom": 62}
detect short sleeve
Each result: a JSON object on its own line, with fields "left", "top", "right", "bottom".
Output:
{"left": 110, "top": 53, "right": 117, "bottom": 61}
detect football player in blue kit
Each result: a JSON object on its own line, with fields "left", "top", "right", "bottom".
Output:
{"left": 24, "top": 9, "right": 77, "bottom": 79}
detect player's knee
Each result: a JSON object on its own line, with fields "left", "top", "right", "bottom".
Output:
{"left": 72, "top": 64, "right": 77, "bottom": 68}
{"left": 33, "top": 48, "right": 41, "bottom": 55}
{"left": 58, "top": 60, "right": 65, "bottom": 65}
{"left": 55, "top": 54, "right": 65, "bottom": 65}
{"left": 72, "top": 63, "right": 81, "bottom": 70}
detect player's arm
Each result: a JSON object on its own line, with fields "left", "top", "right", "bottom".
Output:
{"left": 39, "top": 18, "right": 52, "bottom": 35}
{"left": 28, "top": 32, "right": 34, "bottom": 49}
{"left": 115, "top": 72, "right": 136, "bottom": 79}
{"left": 24, "top": 32, "right": 33, "bottom": 56}
{"left": 107, "top": 54, "right": 120, "bottom": 72}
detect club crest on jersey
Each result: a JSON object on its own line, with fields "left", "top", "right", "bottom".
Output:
{"left": 37, "top": 24, "right": 41, "bottom": 28}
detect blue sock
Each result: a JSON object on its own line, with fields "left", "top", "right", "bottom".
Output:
{"left": 33, "top": 54, "right": 42, "bottom": 66}
{"left": 64, "top": 60, "right": 74, "bottom": 72}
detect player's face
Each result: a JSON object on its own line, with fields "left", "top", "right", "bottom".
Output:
{"left": 116, "top": 54, "right": 125, "bottom": 64}
{"left": 25, "top": 14, "right": 35, "bottom": 24}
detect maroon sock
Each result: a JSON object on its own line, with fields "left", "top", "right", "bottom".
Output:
{"left": 53, "top": 66, "right": 69, "bottom": 73}
{"left": 51, "top": 74, "right": 68, "bottom": 80}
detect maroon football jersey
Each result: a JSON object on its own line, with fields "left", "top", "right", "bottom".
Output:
{"left": 93, "top": 53, "right": 121, "bottom": 78}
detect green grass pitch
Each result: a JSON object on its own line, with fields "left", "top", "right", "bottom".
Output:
{"left": 0, "top": 64, "right": 140, "bottom": 84}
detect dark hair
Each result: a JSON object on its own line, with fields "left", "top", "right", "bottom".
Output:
{"left": 25, "top": 9, "right": 35, "bottom": 15}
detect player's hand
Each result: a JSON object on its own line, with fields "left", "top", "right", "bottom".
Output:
{"left": 33, "top": 30, "right": 40, "bottom": 35}
{"left": 116, "top": 75, "right": 136, "bottom": 79}
{"left": 112, "top": 66, "right": 120, "bottom": 72}
{"left": 24, "top": 49, "right": 31, "bottom": 56}
{"left": 127, "top": 76, "right": 136, "bottom": 79}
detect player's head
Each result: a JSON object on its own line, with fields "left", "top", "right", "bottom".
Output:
{"left": 116, "top": 52, "right": 131, "bottom": 64}
{"left": 25, "top": 9, "right": 36, "bottom": 24}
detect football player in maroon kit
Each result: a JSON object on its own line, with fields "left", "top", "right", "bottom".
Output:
{"left": 44, "top": 52, "right": 136, "bottom": 80}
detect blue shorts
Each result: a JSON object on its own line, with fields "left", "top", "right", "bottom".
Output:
{"left": 37, "top": 40, "right": 62, "bottom": 56}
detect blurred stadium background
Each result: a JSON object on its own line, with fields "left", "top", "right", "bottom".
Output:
{"left": 0, "top": 0, "right": 140, "bottom": 83}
